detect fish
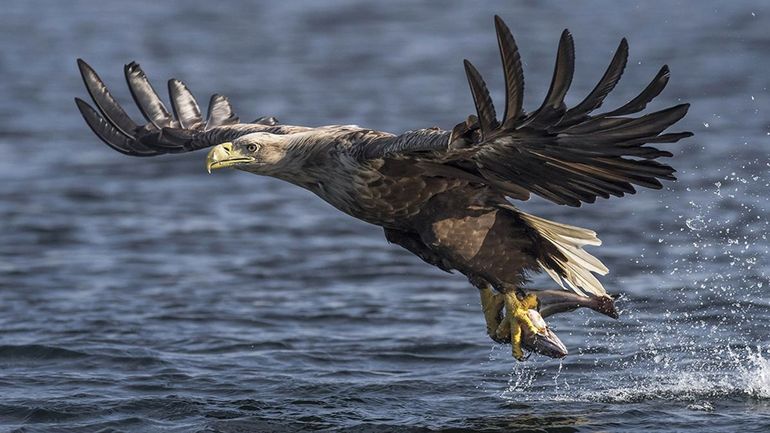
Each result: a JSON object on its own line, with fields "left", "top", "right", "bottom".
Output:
{"left": 521, "top": 309, "right": 568, "bottom": 359}
{"left": 534, "top": 290, "right": 619, "bottom": 320}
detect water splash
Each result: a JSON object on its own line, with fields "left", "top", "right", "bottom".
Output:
{"left": 591, "top": 348, "right": 770, "bottom": 402}
{"left": 741, "top": 349, "right": 770, "bottom": 399}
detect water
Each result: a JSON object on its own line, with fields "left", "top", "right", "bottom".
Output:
{"left": 1, "top": 0, "right": 769, "bottom": 431}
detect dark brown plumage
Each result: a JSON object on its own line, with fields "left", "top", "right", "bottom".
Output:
{"left": 75, "top": 16, "right": 691, "bottom": 360}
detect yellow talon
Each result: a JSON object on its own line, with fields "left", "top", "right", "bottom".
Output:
{"left": 495, "top": 312, "right": 512, "bottom": 342}
{"left": 478, "top": 287, "right": 552, "bottom": 361}
{"left": 479, "top": 286, "right": 506, "bottom": 342}
{"left": 522, "top": 293, "right": 539, "bottom": 310}
{"left": 510, "top": 314, "right": 524, "bottom": 360}
{"left": 504, "top": 292, "right": 541, "bottom": 361}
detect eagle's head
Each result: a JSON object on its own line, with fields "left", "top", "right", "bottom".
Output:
{"left": 206, "top": 132, "right": 298, "bottom": 178}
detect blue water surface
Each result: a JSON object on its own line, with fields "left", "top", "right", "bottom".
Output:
{"left": 1, "top": 1, "right": 769, "bottom": 431}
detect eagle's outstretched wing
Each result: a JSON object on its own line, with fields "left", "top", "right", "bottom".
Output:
{"left": 75, "top": 59, "right": 309, "bottom": 157}
{"left": 361, "top": 16, "right": 692, "bottom": 206}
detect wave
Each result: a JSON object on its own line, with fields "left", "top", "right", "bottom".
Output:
{"left": 0, "top": 344, "right": 169, "bottom": 368}
{"left": 0, "top": 344, "right": 88, "bottom": 360}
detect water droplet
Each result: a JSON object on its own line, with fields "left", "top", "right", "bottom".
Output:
{"left": 686, "top": 216, "right": 706, "bottom": 231}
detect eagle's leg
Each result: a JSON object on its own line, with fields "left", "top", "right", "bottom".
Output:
{"left": 496, "top": 291, "right": 540, "bottom": 360}
{"left": 473, "top": 278, "right": 507, "bottom": 343}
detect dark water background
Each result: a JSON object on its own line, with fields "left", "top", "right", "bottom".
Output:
{"left": 1, "top": 0, "right": 769, "bottom": 431}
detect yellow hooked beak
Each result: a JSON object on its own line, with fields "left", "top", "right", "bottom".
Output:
{"left": 205, "top": 142, "right": 255, "bottom": 174}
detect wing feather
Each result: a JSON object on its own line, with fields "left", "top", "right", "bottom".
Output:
{"left": 494, "top": 15, "right": 525, "bottom": 127}
{"left": 75, "top": 98, "right": 157, "bottom": 156}
{"left": 603, "top": 65, "right": 670, "bottom": 117}
{"left": 560, "top": 38, "right": 628, "bottom": 126}
{"left": 168, "top": 79, "right": 204, "bottom": 129}
{"left": 463, "top": 60, "right": 499, "bottom": 139}
{"left": 124, "top": 62, "right": 175, "bottom": 129}
{"left": 76, "top": 59, "right": 299, "bottom": 157}
{"left": 77, "top": 59, "right": 140, "bottom": 137}
{"left": 206, "top": 94, "right": 239, "bottom": 129}
{"left": 524, "top": 30, "right": 575, "bottom": 129}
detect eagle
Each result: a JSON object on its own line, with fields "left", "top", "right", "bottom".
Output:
{"left": 75, "top": 16, "right": 691, "bottom": 361}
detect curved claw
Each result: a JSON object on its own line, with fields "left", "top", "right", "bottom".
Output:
{"left": 479, "top": 285, "right": 508, "bottom": 344}
{"left": 503, "top": 293, "right": 542, "bottom": 360}
{"left": 494, "top": 293, "right": 568, "bottom": 360}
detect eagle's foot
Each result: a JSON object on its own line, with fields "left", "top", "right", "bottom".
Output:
{"left": 500, "top": 292, "right": 541, "bottom": 360}
{"left": 478, "top": 287, "right": 567, "bottom": 360}
{"left": 478, "top": 285, "right": 507, "bottom": 344}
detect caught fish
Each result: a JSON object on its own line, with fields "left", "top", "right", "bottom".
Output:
{"left": 521, "top": 309, "right": 568, "bottom": 359}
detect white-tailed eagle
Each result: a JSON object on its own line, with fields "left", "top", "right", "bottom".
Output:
{"left": 75, "top": 16, "right": 691, "bottom": 360}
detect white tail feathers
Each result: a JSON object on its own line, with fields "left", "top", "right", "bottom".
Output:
{"left": 508, "top": 206, "right": 609, "bottom": 297}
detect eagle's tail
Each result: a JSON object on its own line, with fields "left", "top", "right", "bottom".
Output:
{"left": 501, "top": 205, "right": 609, "bottom": 297}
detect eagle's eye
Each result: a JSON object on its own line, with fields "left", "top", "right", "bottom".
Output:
{"left": 247, "top": 144, "right": 259, "bottom": 152}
